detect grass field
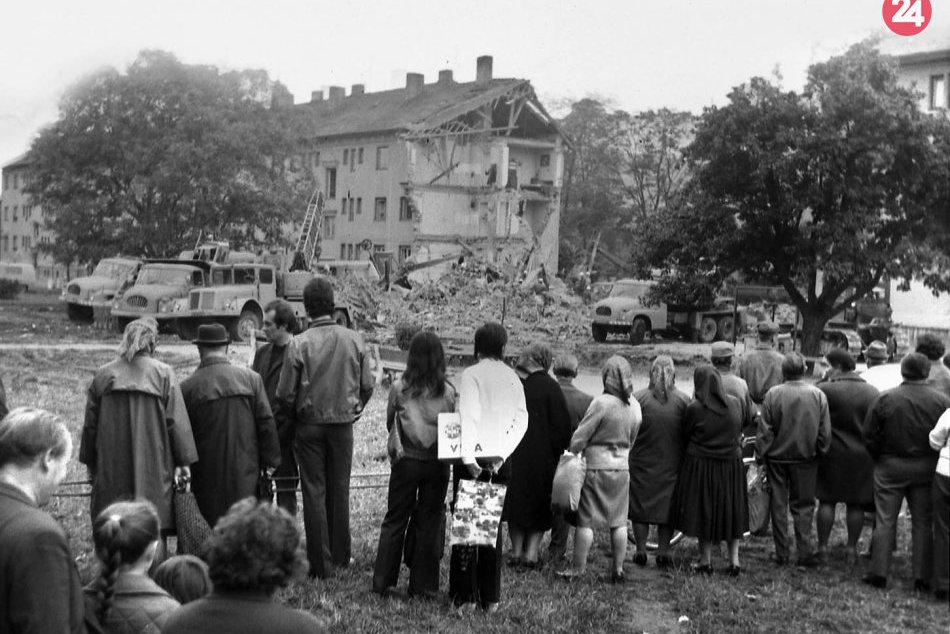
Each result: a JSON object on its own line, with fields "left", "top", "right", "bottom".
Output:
{"left": 2, "top": 344, "right": 948, "bottom": 633}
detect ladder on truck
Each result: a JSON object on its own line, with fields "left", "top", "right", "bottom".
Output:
{"left": 290, "top": 187, "right": 325, "bottom": 272}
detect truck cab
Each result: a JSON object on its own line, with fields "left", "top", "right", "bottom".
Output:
{"left": 111, "top": 260, "right": 209, "bottom": 332}
{"left": 61, "top": 257, "right": 142, "bottom": 322}
{"left": 591, "top": 279, "right": 668, "bottom": 344}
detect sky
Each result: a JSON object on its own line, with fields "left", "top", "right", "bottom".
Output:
{"left": 1, "top": 0, "right": 948, "bottom": 164}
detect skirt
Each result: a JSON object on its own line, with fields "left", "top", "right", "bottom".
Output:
{"left": 577, "top": 469, "right": 630, "bottom": 530}
{"left": 671, "top": 453, "right": 748, "bottom": 541}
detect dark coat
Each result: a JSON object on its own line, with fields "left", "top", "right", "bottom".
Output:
{"left": 251, "top": 341, "right": 293, "bottom": 446}
{"left": 0, "top": 482, "right": 85, "bottom": 634}
{"left": 160, "top": 591, "right": 326, "bottom": 634}
{"left": 629, "top": 388, "right": 690, "bottom": 524}
{"left": 0, "top": 375, "right": 8, "bottom": 419}
{"left": 555, "top": 377, "right": 594, "bottom": 433}
{"left": 503, "top": 371, "right": 573, "bottom": 531}
{"left": 816, "top": 373, "right": 879, "bottom": 504}
{"left": 180, "top": 358, "right": 281, "bottom": 527}
{"left": 80, "top": 355, "right": 198, "bottom": 530}
{"left": 83, "top": 573, "right": 179, "bottom": 634}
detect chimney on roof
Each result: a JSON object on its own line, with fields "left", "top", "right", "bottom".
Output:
{"left": 328, "top": 85, "right": 345, "bottom": 105}
{"left": 406, "top": 72, "right": 424, "bottom": 98}
{"left": 351, "top": 83, "right": 365, "bottom": 97}
{"left": 310, "top": 90, "right": 324, "bottom": 103}
{"left": 438, "top": 69, "right": 454, "bottom": 85}
{"left": 476, "top": 56, "right": 493, "bottom": 84}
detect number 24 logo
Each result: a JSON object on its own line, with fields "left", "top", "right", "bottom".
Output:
{"left": 892, "top": 0, "right": 925, "bottom": 27}
{"left": 883, "top": 0, "right": 931, "bottom": 36}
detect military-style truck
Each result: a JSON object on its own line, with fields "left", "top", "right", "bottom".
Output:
{"left": 61, "top": 257, "right": 142, "bottom": 322}
{"left": 110, "top": 259, "right": 210, "bottom": 332}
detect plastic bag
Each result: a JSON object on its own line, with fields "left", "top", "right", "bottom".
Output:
{"left": 551, "top": 451, "right": 587, "bottom": 514}
{"left": 747, "top": 463, "right": 771, "bottom": 536}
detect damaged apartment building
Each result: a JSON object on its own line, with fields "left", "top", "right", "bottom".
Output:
{"left": 275, "top": 55, "right": 568, "bottom": 282}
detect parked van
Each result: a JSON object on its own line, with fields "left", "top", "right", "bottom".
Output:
{"left": 0, "top": 262, "right": 37, "bottom": 291}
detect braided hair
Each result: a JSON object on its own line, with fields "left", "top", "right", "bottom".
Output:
{"left": 92, "top": 501, "right": 160, "bottom": 623}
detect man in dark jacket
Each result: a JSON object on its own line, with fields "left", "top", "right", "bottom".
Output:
{"left": 0, "top": 407, "right": 85, "bottom": 634}
{"left": 815, "top": 349, "right": 879, "bottom": 561}
{"left": 277, "top": 277, "right": 375, "bottom": 579}
{"left": 757, "top": 352, "right": 831, "bottom": 567}
{"left": 252, "top": 299, "right": 298, "bottom": 515}
{"left": 862, "top": 353, "right": 950, "bottom": 590}
{"left": 181, "top": 324, "right": 281, "bottom": 527}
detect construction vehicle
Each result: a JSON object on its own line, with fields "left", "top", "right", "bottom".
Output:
{"left": 169, "top": 188, "right": 356, "bottom": 341}
{"left": 591, "top": 278, "right": 736, "bottom": 344}
{"left": 61, "top": 257, "right": 142, "bottom": 322}
{"left": 110, "top": 259, "right": 211, "bottom": 332}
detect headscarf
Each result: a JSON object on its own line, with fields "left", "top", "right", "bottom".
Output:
{"left": 602, "top": 355, "right": 634, "bottom": 404}
{"left": 648, "top": 355, "right": 676, "bottom": 404}
{"left": 692, "top": 365, "right": 730, "bottom": 416}
{"left": 515, "top": 342, "right": 554, "bottom": 378}
{"left": 117, "top": 317, "right": 158, "bottom": 363}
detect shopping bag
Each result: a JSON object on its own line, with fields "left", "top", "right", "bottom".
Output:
{"left": 746, "top": 463, "right": 771, "bottom": 536}
{"left": 449, "top": 479, "right": 507, "bottom": 547}
{"left": 173, "top": 480, "right": 213, "bottom": 556}
{"left": 257, "top": 469, "right": 275, "bottom": 504}
{"left": 387, "top": 413, "right": 405, "bottom": 465}
{"left": 551, "top": 451, "right": 587, "bottom": 514}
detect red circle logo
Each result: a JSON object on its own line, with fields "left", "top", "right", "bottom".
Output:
{"left": 883, "top": 0, "right": 932, "bottom": 36}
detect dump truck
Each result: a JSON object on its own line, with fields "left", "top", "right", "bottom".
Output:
{"left": 61, "top": 257, "right": 142, "bottom": 322}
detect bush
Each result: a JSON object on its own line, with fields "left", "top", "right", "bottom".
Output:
{"left": 0, "top": 278, "right": 22, "bottom": 300}
{"left": 394, "top": 322, "right": 423, "bottom": 351}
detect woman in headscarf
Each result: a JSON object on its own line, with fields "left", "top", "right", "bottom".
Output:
{"left": 557, "top": 356, "right": 642, "bottom": 583}
{"left": 670, "top": 365, "right": 747, "bottom": 575}
{"left": 629, "top": 355, "right": 690, "bottom": 568}
{"left": 504, "top": 342, "right": 572, "bottom": 569}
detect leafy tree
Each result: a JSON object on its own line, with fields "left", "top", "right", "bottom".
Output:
{"left": 643, "top": 42, "right": 950, "bottom": 354}
{"left": 28, "top": 50, "right": 310, "bottom": 269}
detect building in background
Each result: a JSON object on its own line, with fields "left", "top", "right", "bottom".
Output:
{"left": 280, "top": 55, "right": 568, "bottom": 282}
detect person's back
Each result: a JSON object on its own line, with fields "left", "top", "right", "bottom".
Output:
{"left": 84, "top": 572, "right": 179, "bottom": 634}
{"left": 557, "top": 378, "right": 594, "bottom": 432}
{"left": 162, "top": 593, "right": 324, "bottom": 634}
{"left": 739, "top": 324, "right": 785, "bottom": 404}
{"left": 758, "top": 380, "right": 830, "bottom": 462}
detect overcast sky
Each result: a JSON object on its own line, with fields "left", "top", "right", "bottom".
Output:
{"left": 1, "top": 0, "right": 947, "bottom": 164}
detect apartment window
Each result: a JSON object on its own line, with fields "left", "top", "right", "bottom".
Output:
{"left": 350, "top": 148, "right": 357, "bottom": 171}
{"left": 322, "top": 215, "right": 336, "bottom": 239}
{"left": 326, "top": 167, "right": 337, "bottom": 199}
{"left": 398, "top": 245, "right": 411, "bottom": 263}
{"left": 341, "top": 198, "right": 348, "bottom": 220}
{"left": 12, "top": 206, "right": 18, "bottom": 221}
{"left": 343, "top": 149, "right": 349, "bottom": 165}
{"left": 347, "top": 243, "right": 354, "bottom": 260}
{"left": 348, "top": 198, "right": 355, "bottom": 221}
{"left": 930, "top": 74, "right": 947, "bottom": 110}
{"left": 399, "top": 196, "right": 412, "bottom": 221}
{"left": 33, "top": 222, "right": 39, "bottom": 237}
{"left": 12, "top": 173, "right": 18, "bottom": 189}
{"left": 313, "top": 152, "right": 321, "bottom": 168}
{"left": 540, "top": 154, "right": 551, "bottom": 167}
{"left": 376, "top": 146, "right": 389, "bottom": 170}
{"left": 358, "top": 148, "right": 364, "bottom": 164}
{"left": 356, "top": 197, "right": 362, "bottom": 215}
{"left": 22, "top": 236, "right": 30, "bottom": 250}
{"left": 2, "top": 174, "right": 7, "bottom": 190}
{"left": 1, "top": 236, "right": 7, "bottom": 253}
{"left": 12, "top": 236, "right": 17, "bottom": 251}
{"left": 374, "top": 197, "right": 387, "bottom": 222}
{"left": 373, "top": 244, "right": 386, "bottom": 254}
{"left": 3, "top": 206, "right": 7, "bottom": 221}
{"left": 340, "top": 243, "right": 347, "bottom": 259}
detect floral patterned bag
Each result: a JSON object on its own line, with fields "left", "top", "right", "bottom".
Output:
{"left": 449, "top": 479, "right": 507, "bottom": 547}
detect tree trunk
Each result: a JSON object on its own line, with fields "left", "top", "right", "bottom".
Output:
{"left": 799, "top": 310, "right": 831, "bottom": 358}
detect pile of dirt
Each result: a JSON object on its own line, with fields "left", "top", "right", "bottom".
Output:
{"left": 333, "top": 261, "right": 591, "bottom": 349}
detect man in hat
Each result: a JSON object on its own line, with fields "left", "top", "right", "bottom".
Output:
{"left": 739, "top": 321, "right": 785, "bottom": 409}
{"left": 711, "top": 341, "right": 757, "bottom": 440}
{"left": 180, "top": 323, "right": 281, "bottom": 527}
{"left": 860, "top": 340, "right": 901, "bottom": 393}
{"left": 277, "top": 277, "right": 375, "bottom": 579}
{"left": 916, "top": 334, "right": 950, "bottom": 398}
{"left": 757, "top": 352, "right": 831, "bottom": 567}
{"left": 862, "top": 352, "right": 950, "bottom": 591}
{"left": 81, "top": 317, "right": 197, "bottom": 545}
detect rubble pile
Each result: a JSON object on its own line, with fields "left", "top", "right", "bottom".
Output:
{"left": 341, "top": 260, "right": 592, "bottom": 348}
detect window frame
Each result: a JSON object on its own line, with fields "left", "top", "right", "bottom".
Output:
{"left": 374, "top": 197, "right": 387, "bottom": 222}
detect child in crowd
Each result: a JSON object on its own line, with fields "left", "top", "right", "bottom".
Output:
{"left": 153, "top": 555, "right": 213, "bottom": 605}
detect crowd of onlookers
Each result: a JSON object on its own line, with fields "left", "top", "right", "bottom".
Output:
{"left": 1, "top": 278, "right": 948, "bottom": 632}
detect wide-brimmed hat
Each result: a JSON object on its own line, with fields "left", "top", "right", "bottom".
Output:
{"left": 193, "top": 323, "right": 230, "bottom": 346}
{"left": 865, "top": 340, "right": 888, "bottom": 361}
{"left": 710, "top": 341, "right": 735, "bottom": 359}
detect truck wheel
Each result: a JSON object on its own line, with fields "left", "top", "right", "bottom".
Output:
{"left": 232, "top": 309, "right": 262, "bottom": 342}
{"left": 332, "top": 308, "right": 350, "bottom": 329}
{"left": 592, "top": 323, "right": 607, "bottom": 342}
{"left": 629, "top": 318, "right": 648, "bottom": 346}
{"left": 717, "top": 316, "right": 735, "bottom": 341}
{"left": 699, "top": 316, "right": 718, "bottom": 343}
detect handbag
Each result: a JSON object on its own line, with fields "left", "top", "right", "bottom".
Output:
{"left": 387, "top": 412, "right": 406, "bottom": 465}
{"left": 746, "top": 462, "right": 771, "bottom": 536}
{"left": 173, "top": 479, "right": 213, "bottom": 556}
{"left": 449, "top": 478, "right": 507, "bottom": 547}
{"left": 551, "top": 451, "right": 587, "bottom": 514}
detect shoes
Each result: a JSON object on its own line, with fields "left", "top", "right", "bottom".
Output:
{"left": 770, "top": 554, "right": 788, "bottom": 567}
{"left": 456, "top": 602, "right": 477, "bottom": 616}
{"left": 485, "top": 602, "right": 500, "bottom": 614}
{"left": 611, "top": 570, "right": 626, "bottom": 584}
{"left": 556, "top": 569, "right": 585, "bottom": 581}
{"left": 521, "top": 559, "right": 541, "bottom": 571}
{"left": 796, "top": 554, "right": 822, "bottom": 568}
{"left": 506, "top": 556, "right": 523, "bottom": 569}
{"left": 914, "top": 579, "right": 932, "bottom": 593}
{"left": 691, "top": 563, "right": 713, "bottom": 575}
{"left": 655, "top": 555, "right": 673, "bottom": 570}
{"left": 862, "top": 573, "right": 887, "bottom": 589}
{"left": 633, "top": 552, "right": 648, "bottom": 567}
{"left": 725, "top": 565, "right": 741, "bottom": 577}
